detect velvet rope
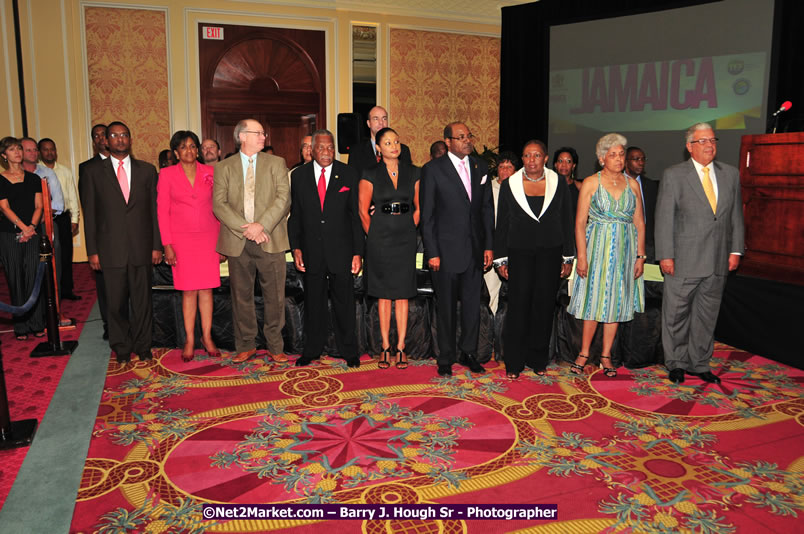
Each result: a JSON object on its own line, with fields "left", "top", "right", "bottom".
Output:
{"left": 0, "top": 262, "right": 46, "bottom": 315}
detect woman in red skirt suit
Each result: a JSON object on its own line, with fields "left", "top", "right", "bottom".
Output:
{"left": 158, "top": 131, "right": 222, "bottom": 361}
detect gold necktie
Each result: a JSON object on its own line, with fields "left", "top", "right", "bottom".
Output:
{"left": 701, "top": 166, "right": 716, "bottom": 214}
{"left": 244, "top": 157, "right": 255, "bottom": 223}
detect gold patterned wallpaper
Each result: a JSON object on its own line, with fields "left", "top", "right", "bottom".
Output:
{"left": 85, "top": 7, "right": 170, "bottom": 167}
{"left": 390, "top": 29, "right": 500, "bottom": 166}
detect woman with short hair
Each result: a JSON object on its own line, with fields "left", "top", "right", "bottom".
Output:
{"left": 157, "top": 130, "right": 222, "bottom": 361}
{"left": 567, "top": 133, "right": 645, "bottom": 377}
{"left": 494, "top": 140, "right": 575, "bottom": 379}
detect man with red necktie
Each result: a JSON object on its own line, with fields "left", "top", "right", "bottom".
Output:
{"left": 288, "top": 129, "right": 363, "bottom": 368}
{"left": 80, "top": 121, "right": 162, "bottom": 363}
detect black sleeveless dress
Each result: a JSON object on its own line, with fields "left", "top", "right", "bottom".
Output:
{"left": 362, "top": 162, "right": 420, "bottom": 299}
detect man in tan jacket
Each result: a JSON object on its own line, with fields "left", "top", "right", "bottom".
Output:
{"left": 213, "top": 118, "right": 290, "bottom": 363}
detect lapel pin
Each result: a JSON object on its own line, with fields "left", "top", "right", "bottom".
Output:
{"left": 334, "top": 174, "right": 339, "bottom": 180}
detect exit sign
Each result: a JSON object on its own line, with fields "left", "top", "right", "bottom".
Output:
{"left": 202, "top": 26, "right": 224, "bottom": 40}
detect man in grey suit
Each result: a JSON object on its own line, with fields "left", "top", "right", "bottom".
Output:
{"left": 213, "top": 118, "right": 290, "bottom": 364}
{"left": 655, "top": 123, "right": 744, "bottom": 384}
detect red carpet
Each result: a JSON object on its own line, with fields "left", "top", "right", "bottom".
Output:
{"left": 70, "top": 344, "right": 804, "bottom": 533}
{"left": 0, "top": 263, "right": 96, "bottom": 507}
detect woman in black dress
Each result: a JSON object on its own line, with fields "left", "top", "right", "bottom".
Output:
{"left": 0, "top": 136, "right": 45, "bottom": 339}
{"left": 358, "top": 127, "right": 420, "bottom": 369}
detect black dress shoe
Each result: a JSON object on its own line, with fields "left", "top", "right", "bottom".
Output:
{"left": 345, "top": 357, "right": 360, "bottom": 368}
{"left": 691, "top": 371, "right": 721, "bottom": 384}
{"left": 457, "top": 353, "right": 485, "bottom": 374}
{"left": 668, "top": 368, "right": 685, "bottom": 384}
{"left": 102, "top": 326, "right": 109, "bottom": 340}
{"left": 115, "top": 352, "right": 131, "bottom": 364}
{"left": 437, "top": 364, "right": 453, "bottom": 377}
{"left": 62, "top": 293, "right": 82, "bottom": 300}
{"left": 138, "top": 351, "right": 153, "bottom": 362}
{"left": 295, "top": 356, "right": 317, "bottom": 367}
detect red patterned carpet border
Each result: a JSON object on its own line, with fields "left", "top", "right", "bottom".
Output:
{"left": 0, "top": 263, "right": 97, "bottom": 507}
{"left": 70, "top": 344, "right": 804, "bottom": 533}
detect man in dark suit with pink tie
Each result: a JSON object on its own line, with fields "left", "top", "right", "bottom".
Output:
{"left": 81, "top": 121, "right": 162, "bottom": 363}
{"left": 288, "top": 129, "right": 363, "bottom": 368}
{"left": 421, "top": 122, "right": 494, "bottom": 377}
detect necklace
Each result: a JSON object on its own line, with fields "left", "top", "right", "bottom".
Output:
{"left": 523, "top": 170, "right": 545, "bottom": 183}
{"left": 604, "top": 171, "right": 619, "bottom": 186}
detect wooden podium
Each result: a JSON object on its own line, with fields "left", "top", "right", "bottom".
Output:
{"left": 738, "top": 132, "right": 804, "bottom": 285}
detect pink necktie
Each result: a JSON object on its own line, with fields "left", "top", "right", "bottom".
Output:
{"left": 117, "top": 159, "right": 129, "bottom": 203}
{"left": 317, "top": 167, "right": 327, "bottom": 211}
{"left": 459, "top": 160, "right": 472, "bottom": 201}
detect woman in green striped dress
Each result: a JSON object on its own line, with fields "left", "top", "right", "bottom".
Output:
{"left": 567, "top": 133, "right": 645, "bottom": 377}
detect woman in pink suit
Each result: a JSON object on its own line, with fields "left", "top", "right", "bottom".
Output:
{"left": 158, "top": 131, "right": 222, "bottom": 361}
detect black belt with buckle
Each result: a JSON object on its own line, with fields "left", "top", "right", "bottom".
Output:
{"left": 381, "top": 202, "right": 410, "bottom": 214}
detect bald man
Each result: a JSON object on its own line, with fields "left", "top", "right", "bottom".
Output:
{"left": 347, "top": 105, "right": 412, "bottom": 178}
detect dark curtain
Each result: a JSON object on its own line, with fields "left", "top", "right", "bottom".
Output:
{"left": 715, "top": 275, "right": 803, "bottom": 370}
{"left": 767, "top": 0, "right": 804, "bottom": 132}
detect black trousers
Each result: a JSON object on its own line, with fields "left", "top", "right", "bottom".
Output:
{"left": 103, "top": 263, "right": 153, "bottom": 356}
{"left": 431, "top": 262, "right": 482, "bottom": 366}
{"left": 54, "top": 211, "right": 74, "bottom": 296}
{"left": 503, "top": 247, "right": 562, "bottom": 373}
{"left": 0, "top": 232, "right": 45, "bottom": 335}
{"left": 95, "top": 270, "right": 108, "bottom": 329}
{"left": 302, "top": 269, "right": 357, "bottom": 360}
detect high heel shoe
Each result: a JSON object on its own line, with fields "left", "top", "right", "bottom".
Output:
{"left": 377, "top": 347, "right": 391, "bottom": 369}
{"left": 395, "top": 348, "right": 408, "bottom": 370}
{"left": 201, "top": 339, "right": 221, "bottom": 359}
{"left": 570, "top": 354, "right": 589, "bottom": 375}
{"left": 181, "top": 340, "right": 195, "bottom": 362}
{"left": 600, "top": 356, "right": 617, "bottom": 377}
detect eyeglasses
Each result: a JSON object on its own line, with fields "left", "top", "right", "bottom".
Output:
{"left": 522, "top": 153, "right": 545, "bottom": 159}
{"left": 108, "top": 132, "right": 130, "bottom": 139}
{"left": 690, "top": 137, "right": 718, "bottom": 145}
{"left": 447, "top": 134, "right": 474, "bottom": 142}
{"left": 243, "top": 130, "right": 266, "bottom": 137}
{"left": 92, "top": 133, "right": 106, "bottom": 139}
{"left": 627, "top": 157, "right": 646, "bottom": 162}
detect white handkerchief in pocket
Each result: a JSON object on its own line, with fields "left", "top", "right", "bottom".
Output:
{"left": 480, "top": 174, "right": 487, "bottom": 185}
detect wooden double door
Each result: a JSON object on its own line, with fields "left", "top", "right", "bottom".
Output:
{"left": 199, "top": 24, "right": 325, "bottom": 166}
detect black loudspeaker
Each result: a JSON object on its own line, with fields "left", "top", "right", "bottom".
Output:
{"left": 337, "top": 113, "right": 362, "bottom": 154}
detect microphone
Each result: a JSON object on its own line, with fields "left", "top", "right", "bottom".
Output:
{"left": 772, "top": 101, "right": 792, "bottom": 116}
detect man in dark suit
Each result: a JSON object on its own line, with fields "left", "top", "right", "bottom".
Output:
{"left": 347, "top": 106, "right": 412, "bottom": 178}
{"left": 78, "top": 123, "right": 111, "bottom": 340}
{"left": 421, "top": 122, "right": 494, "bottom": 377}
{"left": 655, "top": 123, "right": 744, "bottom": 385}
{"left": 625, "top": 146, "right": 659, "bottom": 263}
{"left": 213, "top": 118, "right": 290, "bottom": 364}
{"left": 81, "top": 121, "right": 162, "bottom": 363}
{"left": 289, "top": 129, "right": 363, "bottom": 368}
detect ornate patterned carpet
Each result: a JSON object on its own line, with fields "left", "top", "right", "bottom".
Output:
{"left": 70, "top": 344, "right": 804, "bottom": 533}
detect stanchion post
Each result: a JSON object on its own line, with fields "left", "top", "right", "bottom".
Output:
{"left": 30, "top": 232, "right": 78, "bottom": 358}
{"left": 0, "top": 347, "right": 37, "bottom": 449}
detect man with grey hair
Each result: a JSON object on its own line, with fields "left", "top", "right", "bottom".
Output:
{"left": 655, "top": 122, "right": 744, "bottom": 385}
{"left": 288, "top": 129, "right": 363, "bottom": 368}
{"left": 213, "top": 118, "right": 290, "bottom": 364}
